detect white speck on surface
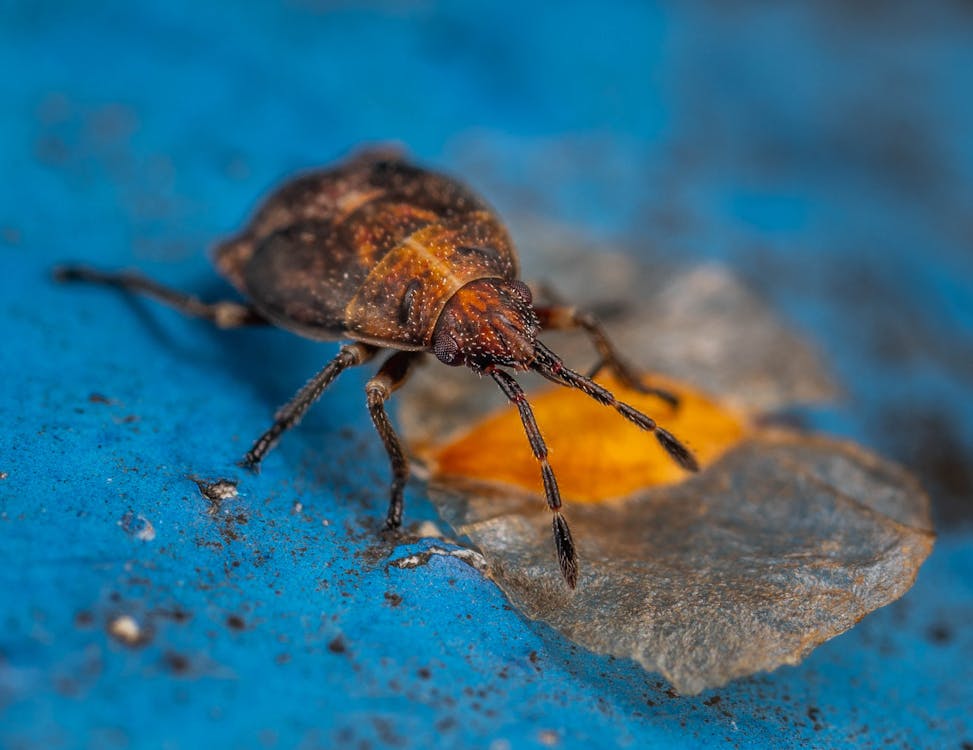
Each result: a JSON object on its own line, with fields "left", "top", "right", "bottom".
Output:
{"left": 394, "top": 553, "right": 424, "bottom": 568}
{"left": 206, "top": 480, "right": 238, "bottom": 500}
{"left": 109, "top": 615, "right": 142, "bottom": 645}
{"left": 537, "top": 730, "right": 559, "bottom": 747}
{"left": 135, "top": 519, "right": 155, "bottom": 541}
{"left": 191, "top": 476, "right": 239, "bottom": 504}
{"left": 390, "top": 545, "right": 488, "bottom": 572}
{"left": 119, "top": 512, "right": 156, "bottom": 541}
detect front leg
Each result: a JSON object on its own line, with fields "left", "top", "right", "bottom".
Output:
{"left": 487, "top": 366, "right": 578, "bottom": 588}
{"left": 365, "top": 351, "right": 422, "bottom": 529}
{"left": 534, "top": 304, "right": 679, "bottom": 407}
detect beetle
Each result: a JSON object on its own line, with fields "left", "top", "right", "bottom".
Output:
{"left": 55, "top": 148, "right": 698, "bottom": 587}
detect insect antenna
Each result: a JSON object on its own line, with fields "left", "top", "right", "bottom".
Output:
{"left": 531, "top": 340, "right": 699, "bottom": 473}
{"left": 487, "top": 366, "right": 579, "bottom": 588}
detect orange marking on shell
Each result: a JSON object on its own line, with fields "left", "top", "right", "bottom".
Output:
{"left": 349, "top": 202, "right": 442, "bottom": 270}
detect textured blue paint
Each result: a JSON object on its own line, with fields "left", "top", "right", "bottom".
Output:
{"left": 2, "top": 2, "right": 971, "bottom": 748}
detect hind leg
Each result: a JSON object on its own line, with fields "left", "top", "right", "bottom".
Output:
{"left": 54, "top": 265, "right": 267, "bottom": 328}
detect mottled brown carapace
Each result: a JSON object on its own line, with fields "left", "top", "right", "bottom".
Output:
{"left": 215, "top": 153, "right": 518, "bottom": 349}
{"left": 54, "top": 148, "right": 699, "bottom": 587}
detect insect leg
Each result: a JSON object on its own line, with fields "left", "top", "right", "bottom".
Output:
{"left": 53, "top": 265, "right": 267, "bottom": 328}
{"left": 488, "top": 367, "right": 579, "bottom": 588}
{"left": 364, "top": 351, "right": 421, "bottom": 530}
{"left": 534, "top": 304, "right": 678, "bottom": 407}
{"left": 242, "top": 343, "right": 378, "bottom": 470}
{"left": 531, "top": 340, "right": 699, "bottom": 473}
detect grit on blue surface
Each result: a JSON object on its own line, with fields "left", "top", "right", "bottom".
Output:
{"left": 2, "top": 2, "right": 972, "bottom": 748}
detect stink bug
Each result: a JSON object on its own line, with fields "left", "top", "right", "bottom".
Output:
{"left": 55, "top": 148, "right": 698, "bottom": 587}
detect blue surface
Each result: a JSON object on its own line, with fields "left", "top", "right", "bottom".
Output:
{"left": 2, "top": 2, "right": 971, "bottom": 748}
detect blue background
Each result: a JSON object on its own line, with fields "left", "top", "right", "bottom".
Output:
{"left": 1, "top": 2, "right": 971, "bottom": 748}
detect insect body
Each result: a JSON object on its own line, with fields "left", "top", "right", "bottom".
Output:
{"left": 55, "top": 149, "right": 698, "bottom": 587}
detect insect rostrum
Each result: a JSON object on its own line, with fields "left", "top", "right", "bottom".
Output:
{"left": 55, "top": 148, "right": 699, "bottom": 588}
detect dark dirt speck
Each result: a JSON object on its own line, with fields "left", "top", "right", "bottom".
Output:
{"left": 163, "top": 651, "right": 190, "bottom": 675}
{"left": 328, "top": 635, "right": 348, "bottom": 654}
{"left": 227, "top": 614, "right": 246, "bottom": 631}
{"left": 152, "top": 607, "right": 191, "bottom": 624}
{"left": 372, "top": 717, "right": 405, "bottom": 748}
{"left": 436, "top": 717, "right": 457, "bottom": 733}
{"left": 926, "top": 623, "right": 953, "bottom": 645}
{"left": 807, "top": 706, "right": 824, "bottom": 730}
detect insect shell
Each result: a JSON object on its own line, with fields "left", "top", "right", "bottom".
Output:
{"left": 215, "top": 150, "right": 527, "bottom": 361}
{"left": 59, "top": 149, "right": 699, "bottom": 588}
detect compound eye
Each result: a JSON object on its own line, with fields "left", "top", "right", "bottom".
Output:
{"left": 508, "top": 280, "right": 533, "bottom": 305}
{"left": 433, "top": 332, "right": 461, "bottom": 366}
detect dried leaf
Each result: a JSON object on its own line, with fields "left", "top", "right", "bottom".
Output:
{"left": 426, "top": 375, "right": 747, "bottom": 502}
{"left": 423, "top": 430, "right": 933, "bottom": 694}
{"left": 399, "top": 255, "right": 933, "bottom": 694}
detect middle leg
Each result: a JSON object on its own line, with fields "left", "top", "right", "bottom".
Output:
{"left": 365, "top": 350, "right": 423, "bottom": 530}
{"left": 242, "top": 342, "right": 379, "bottom": 470}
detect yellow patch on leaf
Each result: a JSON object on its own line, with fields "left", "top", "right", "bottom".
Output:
{"left": 424, "top": 375, "right": 749, "bottom": 503}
